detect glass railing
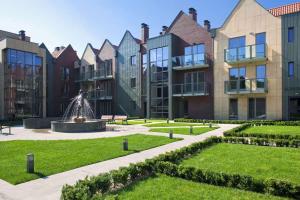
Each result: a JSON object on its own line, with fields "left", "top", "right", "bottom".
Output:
{"left": 94, "top": 68, "right": 113, "bottom": 79}
{"left": 173, "top": 82, "right": 209, "bottom": 96}
{"left": 172, "top": 53, "right": 207, "bottom": 68}
{"left": 87, "top": 89, "right": 112, "bottom": 100}
{"left": 224, "top": 78, "right": 267, "bottom": 94}
{"left": 77, "top": 69, "right": 112, "bottom": 82}
{"left": 224, "top": 44, "right": 267, "bottom": 63}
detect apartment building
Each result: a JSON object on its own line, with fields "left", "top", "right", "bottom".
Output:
{"left": 214, "top": 0, "right": 282, "bottom": 120}
{"left": 0, "top": 30, "right": 46, "bottom": 120}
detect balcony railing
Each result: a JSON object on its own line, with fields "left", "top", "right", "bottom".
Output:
{"left": 172, "top": 53, "right": 209, "bottom": 70}
{"left": 76, "top": 69, "right": 113, "bottom": 82}
{"left": 76, "top": 71, "right": 94, "bottom": 82}
{"left": 87, "top": 89, "right": 112, "bottom": 100}
{"left": 173, "top": 82, "right": 209, "bottom": 96}
{"left": 224, "top": 78, "right": 268, "bottom": 94}
{"left": 224, "top": 44, "right": 267, "bottom": 64}
{"left": 94, "top": 68, "right": 113, "bottom": 80}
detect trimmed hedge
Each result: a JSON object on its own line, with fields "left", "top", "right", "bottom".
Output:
{"left": 175, "top": 118, "right": 300, "bottom": 126}
{"left": 61, "top": 136, "right": 299, "bottom": 199}
{"left": 224, "top": 123, "right": 300, "bottom": 140}
{"left": 156, "top": 161, "right": 300, "bottom": 198}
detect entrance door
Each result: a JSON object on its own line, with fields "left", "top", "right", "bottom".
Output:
{"left": 229, "top": 99, "right": 238, "bottom": 119}
{"left": 289, "top": 97, "right": 300, "bottom": 120}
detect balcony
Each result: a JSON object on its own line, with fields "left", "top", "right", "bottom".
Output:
{"left": 94, "top": 69, "right": 113, "bottom": 80}
{"left": 76, "top": 71, "right": 94, "bottom": 82}
{"left": 173, "top": 82, "right": 209, "bottom": 97}
{"left": 172, "top": 53, "right": 209, "bottom": 70}
{"left": 224, "top": 78, "right": 268, "bottom": 94}
{"left": 87, "top": 89, "right": 112, "bottom": 101}
{"left": 224, "top": 44, "right": 267, "bottom": 65}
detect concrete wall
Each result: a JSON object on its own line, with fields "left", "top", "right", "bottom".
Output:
{"left": 282, "top": 12, "right": 300, "bottom": 120}
{"left": 214, "top": 0, "right": 282, "bottom": 120}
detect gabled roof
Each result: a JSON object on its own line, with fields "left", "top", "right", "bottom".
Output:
{"left": 219, "top": 0, "right": 274, "bottom": 29}
{"left": 51, "top": 44, "right": 79, "bottom": 60}
{"left": 118, "top": 30, "right": 141, "bottom": 47}
{"left": 268, "top": 2, "right": 300, "bottom": 17}
{"left": 166, "top": 11, "right": 185, "bottom": 32}
{"left": 98, "top": 39, "right": 117, "bottom": 56}
{"left": 81, "top": 43, "right": 98, "bottom": 60}
{"left": 39, "top": 43, "right": 53, "bottom": 58}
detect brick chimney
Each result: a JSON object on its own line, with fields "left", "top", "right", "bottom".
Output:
{"left": 19, "top": 30, "right": 26, "bottom": 41}
{"left": 189, "top": 8, "right": 197, "bottom": 22}
{"left": 204, "top": 20, "right": 211, "bottom": 31}
{"left": 141, "top": 23, "right": 149, "bottom": 44}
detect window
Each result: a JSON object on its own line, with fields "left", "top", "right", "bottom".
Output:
{"left": 248, "top": 98, "right": 266, "bottom": 119}
{"left": 229, "top": 67, "right": 246, "bottom": 90}
{"left": 130, "top": 78, "right": 136, "bottom": 88}
{"left": 255, "top": 33, "right": 266, "bottom": 58}
{"left": 130, "top": 55, "right": 136, "bottom": 65}
{"left": 229, "top": 36, "right": 246, "bottom": 48}
{"left": 142, "top": 54, "right": 147, "bottom": 72}
{"left": 288, "top": 27, "right": 294, "bottom": 43}
{"left": 184, "top": 44, "right": 205, "bottom": 65}
{"left": 228, "top": 36, "right": 246, "bottom": 60}
{"left": 288, "top": 62, "right": 294, "bottom": 78}
{"left": 256, "top": 65, "right": 266, "bottom": 89}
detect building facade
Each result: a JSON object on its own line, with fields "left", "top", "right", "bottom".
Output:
{"left": 0, "top": 30, "right": 46, "bottom": 120}
{"left": 214, "top": 0, "right": 282, "bottom": 120}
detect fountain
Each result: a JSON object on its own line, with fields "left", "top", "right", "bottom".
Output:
{"left": 51, "top": 90, "right": 106, "bottom": 132}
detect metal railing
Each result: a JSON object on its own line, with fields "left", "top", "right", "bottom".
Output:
{"left": 224, "top": 44, "right": 267, "bottom": 63}
{"left": 87, "top": 89, "right": 112, "bottom": 100}
{"left": 173, "top": 82, "right": 209, "bottom": 96}
{"left": 224, "top": 78, "right": 268, "bottom": 94}
{"left": 172, "top": 53, "right": 208, "bottom": 68}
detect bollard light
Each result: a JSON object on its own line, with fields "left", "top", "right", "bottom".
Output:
{"left": 27, "top": 153, "right": 34, "bottom": 173}
{"left": 167, "top": 119, "right": 169, "bottom": 124}
{"left": 123, "top": 138, "right": 128, "bottom": 151}
{"left": 209, "top": 123, "right": 212, "bottom": 128}
{"left": 144, "top": 119, "right": 147, "bottom": 123}
{"left": 190, "top": 126, "right": 193, "bottom": 134}
{"left": 169, "top": 130, "right": 173, "bottom": 139}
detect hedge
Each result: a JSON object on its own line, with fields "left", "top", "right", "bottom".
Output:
{"left": 61, "top": 136, "right": 299, "bottom": 199}
{"left": 156, "top": 161, "right": 300, "bottom": 199}
{"left": 175, "top": 118, "right": 300, "bottom": 126}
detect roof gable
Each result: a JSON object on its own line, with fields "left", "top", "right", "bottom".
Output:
{"left": 166, "top": 11, "right": 185, "bottom": 32}
{"left": 81, "top": 43, "right": 97, "bottom": 60}
{"left": 98, "top": 39, "right": 117, "bottom": 55}
{"left": 118, "top": 30, "right": 140, "bottom": 47}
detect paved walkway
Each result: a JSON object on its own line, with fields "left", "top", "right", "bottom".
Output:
{"left": 0, "top": 124, "right": 238, "bottom": 200}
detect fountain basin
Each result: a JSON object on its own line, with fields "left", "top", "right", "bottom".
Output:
{"left": 51, "top": 120, "right": 106, "bottom": 133}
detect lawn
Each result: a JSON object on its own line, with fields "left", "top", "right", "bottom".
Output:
{"left": 0, "top": 134, "right": 179, "bottom": 184}
{"left": 242, "top": 125, "right": 300, "bottom": 137}
{"left": 112, "top": 119, "right": 166, "bottom": 125}
{"left": 144, "top": 122, "right": 207, "bottom": 127}
{"left": 103, "top": 175, "right": 287, "bottom": 200}
{"left": 149, "top": 127, "right": 217, "bottom": 135}
{"left": 181, "top": 143, "right": 300, "bottom": 184}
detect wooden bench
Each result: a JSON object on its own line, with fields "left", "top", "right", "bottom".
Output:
{"left": 101, "top": 115, "right": 114, "bottom": 123}
{"left": 0, "top": 124, "right": 11, "bottom": 135}
{"left": 114, "top": 115, "right": 128, "bottom": 125}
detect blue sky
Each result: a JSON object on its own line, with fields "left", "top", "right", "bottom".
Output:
{"left": 0, "top": 0, "right": 298, "bottom": 56}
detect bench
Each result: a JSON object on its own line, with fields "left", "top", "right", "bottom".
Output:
{"left": 0, "top": 124, "right": 11, "bottom": 135}
{"left": 101, "top": 115, "right": 114, "bottom": 123}
{"left": 114, "top": 115, "right": 128, "bottom": 125}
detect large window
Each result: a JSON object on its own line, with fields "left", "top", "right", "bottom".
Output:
{"left": 5, "top": 49, "right": 43, "bottom": 117}
{"left": 288, "top": 27, "right": 295, "bottom": 43}
{"left": 256, "top": 65, "right": 266, "bottom": 89}
{"left": 228, "top": 36, "right": 246, "bottom": 60}
{"left": 255, "top": 33, "right": 266, "bottom": 58}
{"left": 229, "top": 99, "right": 238, "bottom": 120}
{"left": 150, "top": 46, "right": 169, "bottom": 118}
{"left": 248, "top": 98, "right": 266, "bottom": 119}
{"left": 229, "top": 67, "right": 246, "bottom": 90}
{"left": 184, "top": 44, "right": 205, "bottom": 65}
{"left": 288, "top": 62, "right": 294, "bottom": 78}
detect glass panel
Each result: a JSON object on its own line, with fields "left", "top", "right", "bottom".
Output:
{"left": 229, "top": 36, "right": 245, "bottom": 48}
{"left": 157, "top": 48, "right": 163, "bottom": 61}
{"left": 184, "top": 46, "right": 192, "bottom": 55}
{"left": 288, "top": 62, "right": 294, "bottom": 77}
{"left": 17, "top": 51, "right": 24, "bottom": 65}
{"left": 163, "top": 47, "right": 168, "bottom": 60}
{"left": 229, "top": 68, "right": 239, "bottom": 80}
{"left": 288, "top": 27, "right": 294, "bottom": 43}
{"left": 239, "top": 67, "right": 246, "bottom": 90}
{"left": 256, "top": 65, "right": 266, "bottom": 89}
{"left": 150, "top": 49, "right": 156, "bottom": 62}
{"left": 256, "top": 98, "right": 266, "bottom": 119}
{"left": 256, "top": 33, "right": 266, "bottom": 44}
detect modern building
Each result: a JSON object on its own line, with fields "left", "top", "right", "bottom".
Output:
{"left": 214, "top": 0, "right": 283, "bottom": 120}
{"left": 268, "top": 3, "right": 300, "bottom": 120}
{"left": 51, "top": 45, "right": 79, "bottom": 116}
{"left": 0, "top": 30, "right": 46, "bottom": 120}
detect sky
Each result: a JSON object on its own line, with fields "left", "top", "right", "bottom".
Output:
{"left": 0, "top": 0, "right": 298, "bottom": 57}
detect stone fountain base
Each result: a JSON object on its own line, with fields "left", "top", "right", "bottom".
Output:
{"left": 51, "top": 119, "right": 106, "bottom": 133}
{"left": 73, "top": 117, "right": 86, "bottom": 123}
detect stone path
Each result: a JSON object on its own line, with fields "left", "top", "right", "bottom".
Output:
{"left": 0, "top": 123, "right": 238, "bottom": 200}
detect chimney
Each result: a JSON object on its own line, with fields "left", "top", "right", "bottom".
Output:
{"left": 189, "top": 8, "right": 197, "bottom": 22}
{"left": 141, "top": 23, "right": 149, "bottom": 44}
{"left": 19, "top": 30, "right": 26, "bottom": 41}
{"left": 162, "top": 26, "right": 168, "bottom": 34}
{"left": 204, "top": 20, "right": 211, "bottom": 31}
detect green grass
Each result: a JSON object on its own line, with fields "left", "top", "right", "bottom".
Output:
{"left": 242, "top": 125, "right": 300, "bottom": 136}
{"left": 0, "top": 134, "right": 179, "bottom": 184}
{"left": 144, "top": 122, "right": 207, "bottom": 127}
{"left": 112, "top": 119, "right": 166, "bottom": 125}
{"left": 181, "top": 143, "right": 300, "bottom": 184}
{"left": 103, "top": 175, "right": 287, "bottom": 200}
{"left": 149, "top": 127, "right": 217, "bottom": 135}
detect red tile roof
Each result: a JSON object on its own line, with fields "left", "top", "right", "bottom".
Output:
{"left": 268, "top": 2, "right": 300, "bottom": 17}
